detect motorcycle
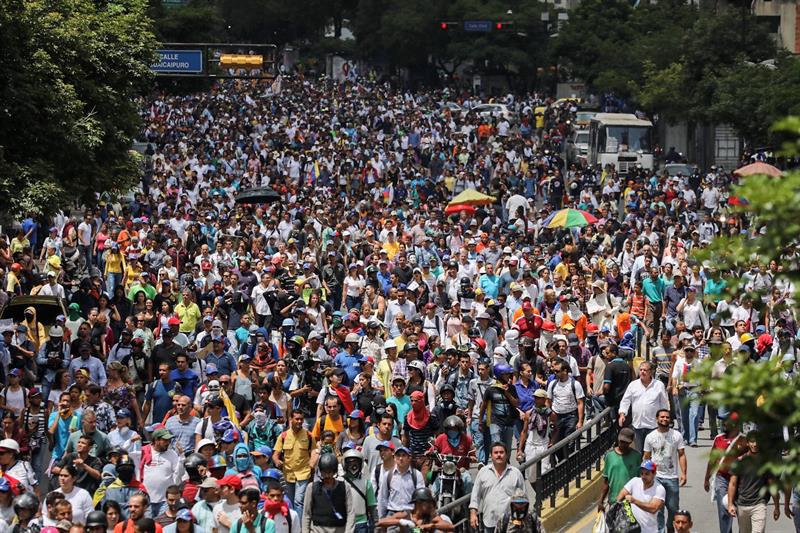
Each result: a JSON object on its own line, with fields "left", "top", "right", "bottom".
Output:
{"left": 426, "top": 441, "right": 472, "bottom": 511}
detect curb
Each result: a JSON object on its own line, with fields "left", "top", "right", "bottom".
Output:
{"left": 540, "top": 470, "right": 604, "bottom": 532}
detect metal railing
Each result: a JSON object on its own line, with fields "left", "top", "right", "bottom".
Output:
{"left": 436, "top": 407, "right": 615, "bottom": 531}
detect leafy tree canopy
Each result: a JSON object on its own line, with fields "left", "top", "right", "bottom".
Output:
{"left": 0, "top": 0, "right": 157, "bottom": 217}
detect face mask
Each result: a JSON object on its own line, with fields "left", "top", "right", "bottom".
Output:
{"left": 118, "top": 467, "right": 134, "bottom": 484}
{"left": 24, "top": 313, "right": 33, "bottom": 320}
{"left": 253, "top": 411, "right": 267, "bottom": 426}
{"left": 446, "top": 430, "right": 460, "bottom": 447}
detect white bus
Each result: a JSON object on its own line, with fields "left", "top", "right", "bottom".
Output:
{"left": 588, "top": 113, "right": 654, "bottom": 174}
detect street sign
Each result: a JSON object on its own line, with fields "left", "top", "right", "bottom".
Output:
{"left": 151, "top": 49, "right": 204, "bottom": 74}
{"left": 463, "top": 20, "right": 493, "bottom": 32}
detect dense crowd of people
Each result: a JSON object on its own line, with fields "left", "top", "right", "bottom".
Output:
{"left": 0, "top": 74, "right": 798, "bottom": 533}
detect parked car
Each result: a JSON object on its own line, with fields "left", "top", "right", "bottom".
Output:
{"left": 439, "top": 102, "right": 464, "bottom": 117}
{"left": 575, "top": 110, "right": 597, "bottom": 128}
{"left": 468, "top": 103, "right": 514, "bottom": 123}
{"left": 0, "top": 295, "right": 68, "bottom": 328}
{"left": 573, "top": 129, "right": 590, "bottom": 159}
{"left": 663, "top": 163, "right": 694, "bottom": 177}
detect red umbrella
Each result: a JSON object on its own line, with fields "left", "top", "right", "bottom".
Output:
{"left": 444, "top": 203, "right": 476, "bottom": 216}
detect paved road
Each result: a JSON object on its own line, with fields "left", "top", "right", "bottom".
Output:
{"left": 564, "top": 427, "right": 797, "bottom": 532}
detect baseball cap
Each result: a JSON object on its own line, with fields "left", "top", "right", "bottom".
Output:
{"left": 394, "top": 446, "right": 411, "bottom": 456}
{"left": 176, "top": 509, "right": 193, "bottom": 522}
{"left": 152, "top": 428, "right": 174, "bottom": 441}
{"left": 199, "top": 477, "right": 219, "bottom": 489}
{"left": 376, "top": 441, "right": 395, "bottom": 451}
{"left": 0, "top": 439, "right": 20, "bottom": 453}
{"left": 168, "top": 317, "right": 181, "bottom": 326}
{"left": 640, "top": 459, "right": 657, "bottom": 472}
{"left": 115, "top": 408, "right": 132, "bottom": 419}
{"left": 218, "top": 474, "right": 243, "bottom": 490}
{"left": 533, "top": 389, "right": 548, "bottom": 398}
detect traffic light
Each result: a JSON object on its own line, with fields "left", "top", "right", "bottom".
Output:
{"left": 440, "top": 21, "right": 458, "bottom": 30}
{"left": 218, "top": 54, "right": 263, "bottom": 70}
{"left": 495, "top": 21, "right": 515, "bottom": 31}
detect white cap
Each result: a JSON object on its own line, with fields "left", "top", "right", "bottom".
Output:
{"left": 196, "top": 438, "right": 216, "bottom": 451}
{"left": 0, "top": 439, "right": 20, "bottom": 453}
{"left": 384, "top": 339, "right": 397, "bottom": 350}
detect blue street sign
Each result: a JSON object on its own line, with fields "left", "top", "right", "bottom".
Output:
{"left": 464, "top": 20, "right": 493, "bottom": 32}
{"left": 151, "top": 49, "right": 203, "bottom": 74}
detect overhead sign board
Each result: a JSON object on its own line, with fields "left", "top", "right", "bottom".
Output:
{"left": 151, "top": 49, "right": 203, "bottom": 74}
{"left": 463, "top": 20, "right": 493, "bottom": 32}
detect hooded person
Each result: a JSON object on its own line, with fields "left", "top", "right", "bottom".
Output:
{"left": 502, "top": 328, "right": 520, "bottom": 360}
{"left": 225, "top": 442, "right": 260, "bottom": 490}
{"left": 94, "top": 454, "right": 148, "bottom": 520}
{"left": 22, "top": 306, "right": 48, "bottom": 353}
{"left": 244, "top": 404, "right": 281, "bottom": 451}
{"left": 586, "top": 280, "right": 617, "bottom": 331}
{"left": 404, "top": 390, "right": 439, "bottom": 463}
{"left": 65, "top": 302, "right": 86, "bottom": 338}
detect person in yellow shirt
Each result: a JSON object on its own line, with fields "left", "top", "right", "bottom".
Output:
{"left": 174, "top": 288, "right": 201, "bottom": 338}
{"left": 272, "top": 411, "right": 315, "bottom": 517}
{"left": 382, "top": 230, "right": 400, "bottom": 260}
{"left": 124, "top": 257, "right": 142, "bottom": 292}
{"left": 311, "top": 396, "right": 345, "bottom": 441}
{"left": 103, "top": 242, "right": 127, "bottom": 296}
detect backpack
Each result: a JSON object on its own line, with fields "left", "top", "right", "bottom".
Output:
{"left": 384, "top": 467, "right": 419, "bottom": 498}
{"left": 547, "top": 377, "right": 578, "bottom": 404}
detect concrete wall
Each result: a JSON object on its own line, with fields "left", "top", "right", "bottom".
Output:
{"left": 753, "top": 0, "right": 799, "bottom": 53}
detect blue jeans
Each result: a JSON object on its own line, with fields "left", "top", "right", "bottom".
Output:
{"left": 354, "top": 522, "right": 372, "bottom": 533}
{"left": 287, "top": 478, "right": 309, "bottom": 520}
{"left": 489, "top": 423, "right": 515, "bottom": 455}
{"left": 713, "top": 475, "right": 733, "bottom": 533}
{"left": 470, "top": 418, "right": 490, "bottom": 464}
{"left": 656, "top": 476, "right": 680, "bottom": 533}
{"left": 107, "top": 272, "right": 122, "bottom": 296}
{"left": 345, "top": 295, "right": 362, "bottom": 312}
{"left": 679, "top": 388, "right": 701, "bottom": 445}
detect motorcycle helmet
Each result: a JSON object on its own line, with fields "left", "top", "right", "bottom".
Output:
{"left": 509, "top": 488, "right": 530, "bottom": 520}
{"left": 13, "top": 493, "right": 39, "bottom": 512}
{"left": 116, "top": 454, "right": 135, "bottom": 483}
{"left": 443, "top": 415, "right": 465, "bottom": 434}
{"left": 439, "top": 383, "right": 455, "bottom": 398}
{"left": 184, "top": 453, "right": 207, "bottom": 479}
{"left": 85, "top": 510, "right": 108, "bottom": 528}
{"left": 408, "top": 360, "right": 426, "bottom": 374}
{"left": 411, "top": 487, "right": 436, "bottom": 503}
{"left": 263, "top": 468, "right": 284, "bottom": 482}
{"left": 343, "top": 448, "right": 364, "bottom": 477}
{"left": 318, "top": 453, "right": 339, "bottom": 474}
{"left": 493, "top": 363, "right": 514, "bottom": 379}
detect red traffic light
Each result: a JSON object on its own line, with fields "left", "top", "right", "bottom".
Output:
{"left": 495, "top": 21, "right": 514, "bottom": 31}
{"left": 440, "top": 21, "right": 458, "bottom": 30}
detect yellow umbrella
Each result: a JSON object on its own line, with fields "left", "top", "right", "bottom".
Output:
{"left": 448, "top": 188, "right": 496, "bottom": 206}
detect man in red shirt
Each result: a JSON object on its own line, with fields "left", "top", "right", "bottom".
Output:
{"left": 430, "top": 415, "right": 476, "bottom": 494}
{"left": 515, "top": 301, "right": 543, "bottom": 340}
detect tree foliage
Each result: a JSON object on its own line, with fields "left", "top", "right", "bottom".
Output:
{"left": 693, "top": 117, "right": 800, "bottom": 487}
{"left": 0, "top": 0, "right": 157, "bottom": 217}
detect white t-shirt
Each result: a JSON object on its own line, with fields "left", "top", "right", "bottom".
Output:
{"left": 623, "top": 477, "right": 665, "bottom": 533}
{"left": 547, "top": 378, "right": 585, "bottom": 415}
{"left": 56, "top": 486, "right": 95, "bottom": 525}
{"left": 140, "top": 448, "right": 184, "bottom": 503}
{"left": 1, "top": 386, "right": 26, "bottom": 415}
{"left": 212, "top": 499, "right": 242, "bottom": 533}
{"left": 643, "top": 429, "right": 684, "bottom": 479}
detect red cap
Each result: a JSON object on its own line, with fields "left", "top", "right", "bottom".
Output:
{"left": 586, "top": 323, "right": 599, "bottom": 333}
{"left": 542, "top": 320, "right": 557, "bottom": 332}
{"left": 521, "top": 301, "right": 533, "bottom": 311}
{"left": 218, "top": 474, "right": 242, "bottom": 490}
{"left": 201, "top": 261, "right": 212, "bottom": 271}
{"left": 167, "top": 317, "right": 182, "bottom": 326}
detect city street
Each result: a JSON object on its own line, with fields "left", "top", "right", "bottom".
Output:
{"left": 565, "top": 428, "right": 797, "bottom": 532}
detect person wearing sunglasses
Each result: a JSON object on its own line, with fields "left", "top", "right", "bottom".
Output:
{"left": 618, "top": 459, "right": 666, "bottom": 533}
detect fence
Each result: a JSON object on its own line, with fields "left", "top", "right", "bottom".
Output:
{"left": 436, "top": 407, "right": 615, "bottom": 531}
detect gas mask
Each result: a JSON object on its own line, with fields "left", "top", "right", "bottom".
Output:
{"left": 345, "top": 458, "right": 362, "bottom": 478}
{"left": 510, "top": 501, "right": 529, "bottom": 523}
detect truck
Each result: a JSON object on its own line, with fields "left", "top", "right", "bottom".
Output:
{"left": 588, "top": 113, "right": 654, "bottom": 174}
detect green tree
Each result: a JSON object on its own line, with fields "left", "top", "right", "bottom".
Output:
{"left": 149, "top": 0, "right": 225, "bottom": 43}
{"left": 693, "top": 117, "right": 800, "bottom": 488}
{"left": 0, "top": 0, "right": 157, "bottom": 217}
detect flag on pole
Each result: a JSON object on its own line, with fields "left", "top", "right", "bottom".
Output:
{"left": 270, "top": 75, "right": 282, "bottom": 95}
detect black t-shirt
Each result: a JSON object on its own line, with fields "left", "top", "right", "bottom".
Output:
{"left": 483, "top": 384, "right": 519, "bottom": 426}
{"left": 603, "top": 359, "right": 633, "bottom": 408}
{"left": 733, "top": 455, "right": 773, "bottom": 506}
{"left": 59, "top": 452, "right": 104, "bottom": 495}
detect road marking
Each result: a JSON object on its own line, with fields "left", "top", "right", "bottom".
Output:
{"left": 565, "top": 508, "right": 598, "bottom": 533}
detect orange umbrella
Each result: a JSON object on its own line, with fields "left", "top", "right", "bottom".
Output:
{"left": 444, "top": 203, "right": 476, "bottom": 216}
{"left": 733, "top": 162, "right": 782, "bottom": 178}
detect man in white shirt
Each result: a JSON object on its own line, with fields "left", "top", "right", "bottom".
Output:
{"left": 644, "top": 409, "right": 687, "bottom": 533}
{"left": 38, "top": 272, "right": 66, "bottom": 298}
{"left": 140, "top": 427, "right": 185, "bottom": 517}
{"left": 618, "top": 460, "right": 666, "bottom": 533}
{"left": 618, "top": 361, "right": 669, "bottom": 452}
